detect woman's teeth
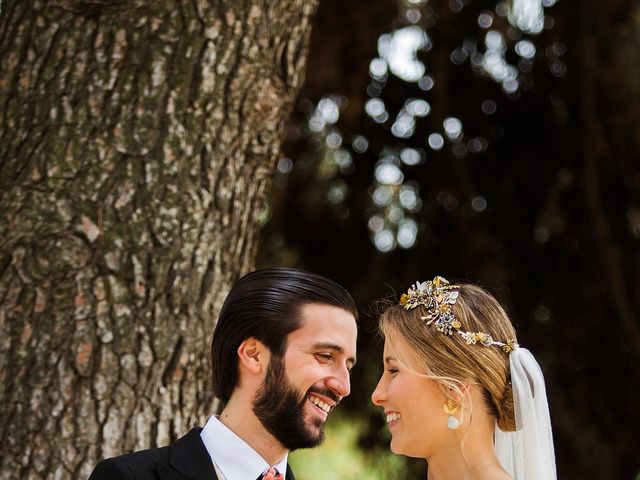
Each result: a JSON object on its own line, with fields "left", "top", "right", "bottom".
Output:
{"left": 386, "top": 412, "right": 401, "bottom": 423}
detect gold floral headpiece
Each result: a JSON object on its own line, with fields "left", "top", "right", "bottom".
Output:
{"left": 400, "top": 276, "right": 517, "bottom": 353}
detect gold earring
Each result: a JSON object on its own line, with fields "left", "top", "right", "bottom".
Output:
{"left": 443, "top": 399, "right": 460, "bottom": 430}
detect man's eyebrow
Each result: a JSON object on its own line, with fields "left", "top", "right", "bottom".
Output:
{"left": 313, "top": 342, "right": 357, "bottom": 367}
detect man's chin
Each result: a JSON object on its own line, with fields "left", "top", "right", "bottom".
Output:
{"left": 278, "top": 426, "right": 324, "bottom": 451}
{"left": 293, "top": 414, "right": 325, "bottom": 448}
{"left": 307, "top": 420, "right": 326, "bottom": 442}
{"left": 307, "top": 417, "right": 325, "bottom": 433}
{"left": 301, "top": 429, "right": 325, "bottom": 449}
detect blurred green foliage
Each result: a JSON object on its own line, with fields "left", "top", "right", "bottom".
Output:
{"left": 289, "top": 414, "right": 410, "bottom": 479}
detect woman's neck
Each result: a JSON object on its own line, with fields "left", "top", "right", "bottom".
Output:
{"left": 426, "top": 449, "right": 510, "bottom": 480}
{"left": 425, "top": 424, "right": 511, "bottom": 480}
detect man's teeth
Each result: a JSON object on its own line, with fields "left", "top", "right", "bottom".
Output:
{"left": 386, "top": 412, "right": 401, "bottom": 423}
{"left": 309, "top": 396, "right": 331, "bottom": 413}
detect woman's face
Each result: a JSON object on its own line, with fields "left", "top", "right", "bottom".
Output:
{"left": 371, "top": 335, "right": 451, "bottom": 459}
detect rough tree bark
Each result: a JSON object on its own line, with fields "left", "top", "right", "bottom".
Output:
{"left": 0, "top": 0, "right": 319, "bottom": 478}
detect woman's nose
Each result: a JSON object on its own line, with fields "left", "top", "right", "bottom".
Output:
{"left": 371, "top": 376, "right": 386, "bottom": 406}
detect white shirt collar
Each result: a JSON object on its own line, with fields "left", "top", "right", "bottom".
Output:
{"left": 200, "top": 415, "right": 288, "bottom": 480}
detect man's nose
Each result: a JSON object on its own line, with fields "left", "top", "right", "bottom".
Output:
{"left": 327, "top": 365, "right": 351, "bottom": 398}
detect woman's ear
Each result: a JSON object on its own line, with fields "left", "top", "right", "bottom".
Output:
{"left": 237, "top": 338, "right": 269, "bottom": 375}
{"left": 446, "top": 382, "right": 473, "bottom": 403}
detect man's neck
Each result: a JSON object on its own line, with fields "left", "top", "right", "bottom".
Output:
{"left": 219, "top": 401, "right": 288, "bottom": 465}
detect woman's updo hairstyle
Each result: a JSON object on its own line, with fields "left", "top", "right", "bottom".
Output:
{"left": 378, "top": 282, "right": 517, "bottom": 432}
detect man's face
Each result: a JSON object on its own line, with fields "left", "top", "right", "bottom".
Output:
{"left": 252, "top": 304, "right": 357, "bottom": 450}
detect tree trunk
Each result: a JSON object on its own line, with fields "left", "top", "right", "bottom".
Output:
{"left": 0, "top": 0, "right": 318, "bottom": 477}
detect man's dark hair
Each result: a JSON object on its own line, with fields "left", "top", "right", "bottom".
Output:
{"left": 210, "top": 267, "right": 358, "bottom": 404}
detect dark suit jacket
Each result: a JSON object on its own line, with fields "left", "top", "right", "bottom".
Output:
{"left": 89, "top": 428, "right": 296, "bottom": 480}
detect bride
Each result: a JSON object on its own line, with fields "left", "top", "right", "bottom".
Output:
{"left": 371, "top": 277, "right": 556, "bottom": 480}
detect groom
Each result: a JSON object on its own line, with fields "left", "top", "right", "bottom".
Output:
{"left": 89, "top": 268, "right": 358, "bottom": 480}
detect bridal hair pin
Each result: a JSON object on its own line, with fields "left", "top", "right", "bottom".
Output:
{"left": 399, "top": 276, "right": 518, "bottom": 353}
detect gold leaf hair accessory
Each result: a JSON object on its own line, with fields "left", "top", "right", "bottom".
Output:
{"left": 400, "top": 276, "right": 518, "bottom": 353}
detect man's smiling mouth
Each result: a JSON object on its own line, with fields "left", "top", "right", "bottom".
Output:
{"left": 308, "top": 394, "right": 333, "bottom": 413}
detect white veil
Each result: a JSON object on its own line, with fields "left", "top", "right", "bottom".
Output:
{"left": 494, "top": 347, "right": 557, "bottom": 480}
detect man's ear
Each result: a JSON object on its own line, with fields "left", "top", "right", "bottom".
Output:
{"left": 237, "top": 338, "right": 269, "bottom": 375}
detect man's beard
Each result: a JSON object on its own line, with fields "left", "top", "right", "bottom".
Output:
{"left": 252, "top": 355, "right": 338, "bottom": 450}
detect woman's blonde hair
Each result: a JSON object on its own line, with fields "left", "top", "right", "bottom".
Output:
{"left": 378, "top": 282, "right": 517, "bottom": 431}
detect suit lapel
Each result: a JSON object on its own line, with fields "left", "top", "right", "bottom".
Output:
{"left": 286, "top": 463, "right": 295, "bottom": 480}
{"left": 155, "top": 427, "right": 294, "bottom": 480}
{"left": 155, "top": 428, "right": 217, "bottom": 480}
{"left": 156, "top": 461, "right": 196, "bottom": 480}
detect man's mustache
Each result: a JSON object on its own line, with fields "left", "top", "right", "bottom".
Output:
{"left": 306, "top": 385, "right": 341, "bottom": 405}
